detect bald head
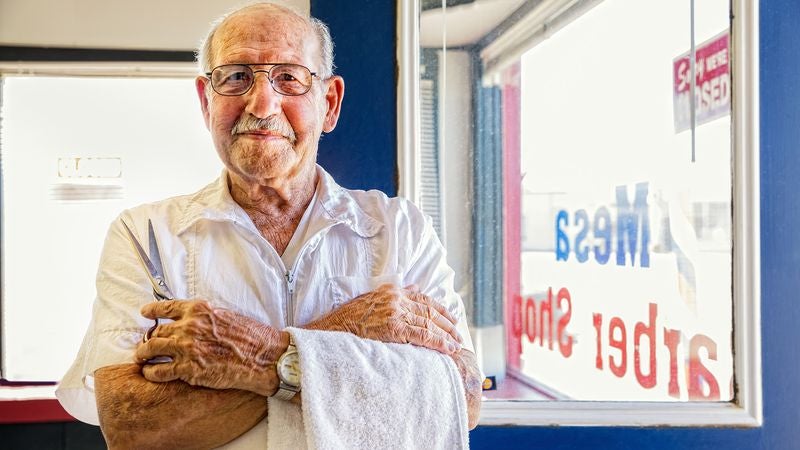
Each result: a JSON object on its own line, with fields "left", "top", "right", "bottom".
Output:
{"left": 198, "top": 2, "right": 335, "bottom": 79}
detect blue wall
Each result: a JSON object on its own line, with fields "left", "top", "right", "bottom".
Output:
{"left": 311, "top": 0, "right": 800, "bottom": 448}
{"left": 311, "top": 0, "right": 398, "bottom": 196}
{"left": 756, "top": 0, "right": 800, "bottom": 446}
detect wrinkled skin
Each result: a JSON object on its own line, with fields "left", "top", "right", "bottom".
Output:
{"left": 134, "top": 284, "right": 464, "bottom": 391}
{"left": 133, "top": 285, "right": 482, "bottom": 428}
{"left": 97, "top": 285, "right": 481, "bottom": 449}
{"left": 305, "top": 283, "right": 464, "bottom": 354}
{"left": 135, "top": 300, "right": 285, "bottom": 396}
{"left": 451, "top": 348, "right": 483, "bottom": 429}
{"left": 305, "top": 284, "right": 481, "bottom": 427}
{"left": 95, "top": 364, "right": 267, "bottom": 450}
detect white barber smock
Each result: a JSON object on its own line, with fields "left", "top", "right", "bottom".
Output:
{"left": 56, "top": 165, "right": 474, "bottom": 447}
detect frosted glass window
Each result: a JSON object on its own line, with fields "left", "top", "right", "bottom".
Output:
{"left": 1, "top": 75, "right": 222, "bottom": 381}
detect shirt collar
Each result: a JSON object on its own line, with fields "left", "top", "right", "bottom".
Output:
{"left": 177, "top": 165, "right": 383, "bottom": 238}
{"left": 314, "top": 165, "right": 384, "bottom": 238}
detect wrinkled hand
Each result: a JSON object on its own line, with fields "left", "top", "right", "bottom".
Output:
{"left": 306, "top": 284, "right": 463, "bottom": 355}
{"left": 134, "top": 300, "right": 285, "bottom": 396}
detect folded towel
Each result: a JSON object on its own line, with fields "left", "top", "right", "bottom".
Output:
{"left": 267, "top": 328, "right": 469, "bottom": 450}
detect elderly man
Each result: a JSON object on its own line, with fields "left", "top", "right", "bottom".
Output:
{"left": 56, "top": 2, "right": 481, "bottom": 448}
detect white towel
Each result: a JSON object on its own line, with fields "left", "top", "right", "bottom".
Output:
{"left": 266, "top": 328, "right": 469, "bottom": 450}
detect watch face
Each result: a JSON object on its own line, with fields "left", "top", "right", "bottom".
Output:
{"left": 278, "top": 351, "right": 301, "bottom": 386}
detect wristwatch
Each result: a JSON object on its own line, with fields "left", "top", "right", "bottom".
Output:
{"left": 274, "top": 334, "right": 301, "bottom": 401}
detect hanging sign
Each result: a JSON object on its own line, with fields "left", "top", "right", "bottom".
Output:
{"left": 673, "top": 32, "right": 730, "bottom": 133}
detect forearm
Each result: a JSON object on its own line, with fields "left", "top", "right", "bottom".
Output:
{"left": 95, "top": 364, "right": 267, "bottom": 450}
{"left": 450, "top": 349, "right": 482, "bottom": 429}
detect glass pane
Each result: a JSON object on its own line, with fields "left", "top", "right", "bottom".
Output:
{"left": 421, "top": 0, "right": 733, "bottom": 402}
{"left": 0, "top": 75, "right": 222, "bottom": 381}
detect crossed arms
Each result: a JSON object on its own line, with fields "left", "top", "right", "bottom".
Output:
{"left": 95, "top": 284, "right": 482, "bottom": 449}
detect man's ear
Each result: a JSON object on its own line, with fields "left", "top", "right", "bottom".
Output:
{"left": 322, "top": 75, "right": 345, "bottom": 133}
{"left": 195, "top": 76, "right": 212, "bottom": 129}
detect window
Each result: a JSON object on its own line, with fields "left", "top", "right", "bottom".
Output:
{"left": 0, "top": 68, "right": 221, "bottom": 385}
{"left": 400, "top": 0, "right": 760, "bottom": 424}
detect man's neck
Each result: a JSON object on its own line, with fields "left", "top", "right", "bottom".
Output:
{"left": 228, "top": 165, "right": 317, "bottom": 254}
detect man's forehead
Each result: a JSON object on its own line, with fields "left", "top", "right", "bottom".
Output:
{"left": 214, "top": 6, "right": 316, "bottom": 60}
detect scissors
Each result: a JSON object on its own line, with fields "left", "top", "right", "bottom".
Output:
{"left": 120, "top": 218, "right": 176, "bottom": 349}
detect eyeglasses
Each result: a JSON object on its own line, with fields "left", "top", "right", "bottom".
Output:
{"left": 206, "top": 63, "right": 319, "bottom": 97}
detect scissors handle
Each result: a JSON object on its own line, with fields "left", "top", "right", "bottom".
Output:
{"left": 144, "top": 318, "right": 160, "bottom": 342}
{"left": 143, "top": 288, "right": 170, "bottom": 342}
{"left": 142, "top": 292, "right": 173, "bottom": 364}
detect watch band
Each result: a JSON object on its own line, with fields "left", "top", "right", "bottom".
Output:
{"left": 274, "top": 382, "right": 300, "bottom": 401}
{"left": 274, "top": 334, "right": 300, "bottom": 401}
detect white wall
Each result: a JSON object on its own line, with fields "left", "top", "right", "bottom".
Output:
{"left": 0, "top": 0, "right": 309, "bottom": 50}
{"left": 439, "top": 49, "right": 473, "bottom": 316}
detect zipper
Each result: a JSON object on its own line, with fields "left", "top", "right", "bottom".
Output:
{"left": 282, "top": 222, "right": 340, "bottom": 327}
{"left": 285, "top": 270, "right": 296, "bottom": 327}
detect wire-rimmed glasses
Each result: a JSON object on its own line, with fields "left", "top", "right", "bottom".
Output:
{"left": 206, "top": 63, "right": 319, "bottom": 97}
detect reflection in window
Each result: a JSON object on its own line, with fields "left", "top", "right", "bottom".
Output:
{"left": 420, "top": 0, "right": 732, "bottom": 402}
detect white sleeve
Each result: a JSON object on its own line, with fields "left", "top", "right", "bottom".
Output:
{"left": 55, "top": 213, "right": 155, "bottom": 425}
{"left": 402, "top": 213, "right": 475, "bottom": 355}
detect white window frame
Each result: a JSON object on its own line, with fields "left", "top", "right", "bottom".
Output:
{"left": 397, "top": 0, "right": 422, "bottom": 205}
{"left": 397, "top": 0, "right": 761, "bottom": 427}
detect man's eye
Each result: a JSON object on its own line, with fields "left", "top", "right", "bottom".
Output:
{"left": 274, "top": 73, "right": 299, "bottom": 82}
{"left": 217, "top": 70, "right": 251, "bottom": 86}
{"left": 227, "top": 71, "right": 250, "bottom": 82}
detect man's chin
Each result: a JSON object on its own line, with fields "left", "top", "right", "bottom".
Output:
{"left": 229, "top": 157, "right": 295, "bottom": 184}
{"left": 223, "top": 141, "right": 314, "bottom": 183}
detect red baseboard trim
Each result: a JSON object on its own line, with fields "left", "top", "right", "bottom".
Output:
{"left": 0, "top": 399, "right": 75, "bottom": 424}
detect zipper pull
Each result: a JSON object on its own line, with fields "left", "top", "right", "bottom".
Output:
{"left": 286, "top": 271, "right": 295, "bottom": 294}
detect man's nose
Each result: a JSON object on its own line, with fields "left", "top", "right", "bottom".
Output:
{"left": 244, "top": 72, "right": 282, "bottom": 119}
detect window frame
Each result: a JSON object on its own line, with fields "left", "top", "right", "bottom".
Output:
{"left": 397, "top": 0, "right": 762, "bottom": 427}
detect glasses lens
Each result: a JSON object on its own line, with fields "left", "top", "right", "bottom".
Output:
{"left": 270, "top": 64, "right": 312, "bottom": 96}
{"left": 211, "top": 65, "right": 253, "bottom": 95}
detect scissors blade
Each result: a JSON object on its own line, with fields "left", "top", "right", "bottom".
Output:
{"left": 120, "top": 219, "right": 175, "bottom": 300}
{"left": 146, "top": 219, "right": 175, "bottom": 300}
{"left": 148, "top": 219, "right": 167, "bottom": 280}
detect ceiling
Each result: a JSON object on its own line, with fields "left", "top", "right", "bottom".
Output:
{"left": 420, "top": 0, "right": 527, "bottom": 48}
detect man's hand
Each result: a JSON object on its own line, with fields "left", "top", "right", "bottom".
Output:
{"left": 307, "top": 284, "right": 481, "bottom": 428}
{"left": 135, "top": 300, "right": 288, "bottom": 396}
{"left": 305, "top": 284, "right": 463, "bottom": 355}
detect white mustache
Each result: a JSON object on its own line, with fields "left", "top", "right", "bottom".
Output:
{"left": 232, "top": 115, "right": 297, "bottom": 145}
